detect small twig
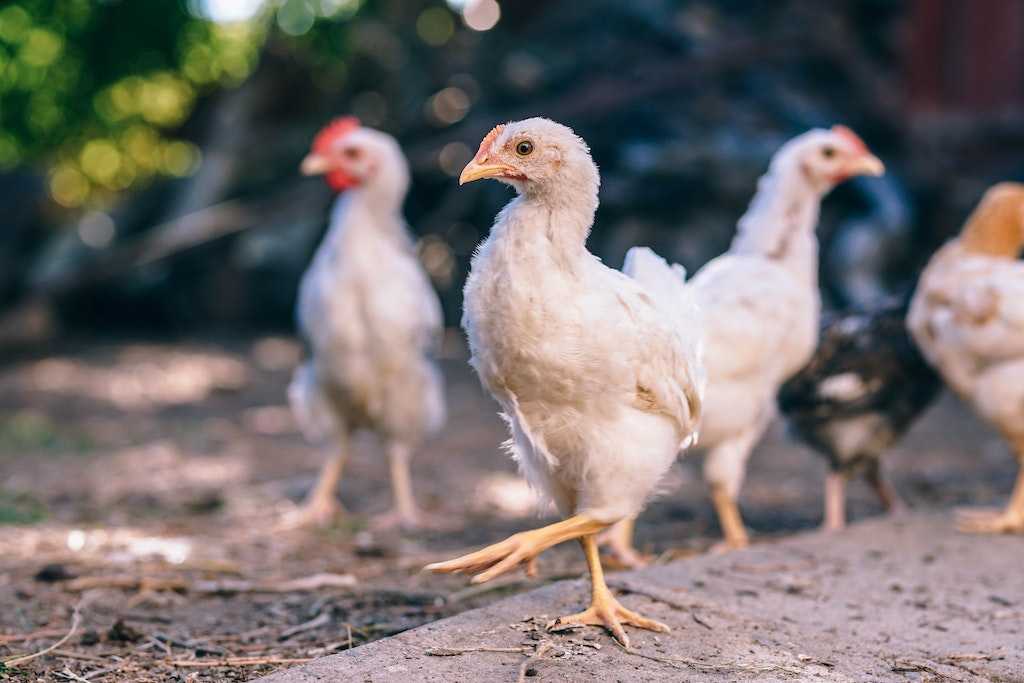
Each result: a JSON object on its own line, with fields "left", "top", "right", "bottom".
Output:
{"left": 279, "top": 612, "right": 331, "bottom": 641}
{"left": 941, "top": 652, "right": 1004, "bottom": 663}
{"left": 691, "top": 612, "right": 713, "bottom": 630}
{"left": 516, "top": 641, "right": 554, "bottom": 683}
{"left": 51, "top": 649, "right": 107, "bottom": 663}
{"left": 56, "top": 669, "right": 92, "bottom": 683}
{"left": 4, "top": 603, "right": 83, "bottom": 667}
{"left": 168, "top": 656, "right": 312, "bottom": 668}
{"left": 890, "top": 659, "right": 956, "bottom": 681}
{"left": 0, "top": 628, "right": 66, "bottom": 644}
{"left": 345, "top": 623, "right": 354, "bottom": 650}
{"left": 425, "top": 646, "right": 528, "bottom": 657}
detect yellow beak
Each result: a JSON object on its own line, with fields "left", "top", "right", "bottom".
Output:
{"left": 459, "top": 160, "right": 517, "bottom": 185}
{"left": 300, "top": 153, "right": 331, "bottom": 176}
{"left": 846, "top": 154, "right": 885, "bottom": 178}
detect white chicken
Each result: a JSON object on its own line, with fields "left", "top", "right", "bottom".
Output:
{"left": 426, "top": 118, "right": 704, "bottom": 646}
{"left": 287, "top": 117, "right": 445, "bottom": 529}
{"left": 604, "top": 126, "right": 884, "bottom": 561}
{"left": 908, "top": 182, "right": 1024, "bottom": 534}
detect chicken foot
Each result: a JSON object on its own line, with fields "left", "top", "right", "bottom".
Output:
{"left": 425, "top": 514, "right": 608, "bottom": 584}
{"left": 598, "top": 516, "right": 651, "bottom": 569}
{"left": 547, "top": 535, "right": 669, "bottom": 648}
{"left": 285, "top": 444, "right": 349, "bottom": 529}
{"left": 865, "top": 458, "right": 906, "bottom": 514}
{"left": 371, "top": 441, "right": 434, "bottom": 531}
{"left": 957, "top": 444, "right": 1024, "bottom": 534}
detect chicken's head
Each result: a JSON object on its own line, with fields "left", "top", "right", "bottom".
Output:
{"left": 777, "top": 125, "right": 885, "bottom": 193}
{"left": 301, "top": 117, "right": 409, "bottom": 195}
{"left": 960, "top": 182, "right": 1024, "bottom": 258}
{"left": 458, "top": 118, "right": 599, "bottom": 199}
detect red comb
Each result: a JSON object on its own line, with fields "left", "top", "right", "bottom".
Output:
{"left": 831, "top": 125, "right": 868, "bottom": 154}
{"left": 474, "top": 124, "right": 505, "bottom": 162}
{"left": 313, "top": 116, "right": 360, "bottom": 154}
{"left": 311, "top": 116, "right": 361, "bottom": 192}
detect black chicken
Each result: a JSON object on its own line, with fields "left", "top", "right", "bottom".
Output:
{"left": 778, "top": 305, "right": 942, "bottom": 530}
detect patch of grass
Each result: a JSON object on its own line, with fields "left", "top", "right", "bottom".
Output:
{"left": 0, "top": 412, "right": 94, "bottom": 454}
{"left": 0, "top": 490, "right": 47, "bottom": 525}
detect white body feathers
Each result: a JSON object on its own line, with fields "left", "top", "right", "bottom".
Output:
{"left": 908, "top": 241, "right": 1024, "bottom": 440}
{"left": 689, "top": 137, "right": 829, "bottom": 498}
{"left": 290, "top": 181, "right": 445, "bottom": 448}
{"left": 461, "top": 119, "right": 703, "bottom": 523}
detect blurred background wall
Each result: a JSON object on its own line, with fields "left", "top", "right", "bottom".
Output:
{"left": 0, "top": 0, "right": 1021, "bottom": 345}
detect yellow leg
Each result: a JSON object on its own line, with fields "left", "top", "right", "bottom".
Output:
{"left": 599, "top": 516, "right": 650, "bottom": 569}
{"left": 289, "top": 446, "right": 347, "bottom": 528}
{"left": 957, "top": 443, "right": 1024, "bottom": 534}
{"left": 547, "top": 535, "right": 669, "bottom": 648}
{"left": 710, "top": 483, "right": 749, "bottom": 550}
{"left": 823, "top": 471, "right": 847, "bottom": 532}
{"left": 425, "top": 514, "right": 608, "bottom": 584}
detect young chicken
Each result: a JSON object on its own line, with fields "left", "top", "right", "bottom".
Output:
{"left": 908, "top": 182, "right": 1024, "bottom": 534}
{"left": 603, "top": 127, "right": 884, "bottom": 562}
{"left": 426, "top": 119, "right": 704, "bottom": 646}
{"left": 287, "top": 117, "right": 445, "bottom": 529}
{"left": 778, "top": 305, "right": 942, "bottom": 531}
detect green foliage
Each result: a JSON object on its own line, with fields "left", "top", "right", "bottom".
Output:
{"left": 0, "top": 0, "right": 263, "bottom": 207}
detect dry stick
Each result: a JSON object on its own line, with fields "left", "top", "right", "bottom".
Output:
{"left": 0, "top": 628, "right": 66, "bottom": 644}
{"left": 56, "top": 668, "right": 91, "bottom": 683}
{"left": 278, "top": 612, "right": 331, "bottom": 641}
{"left": 4, "top": 603, "right": 82, "bottom": 668}
{"left": 621, "top": 646, "right": 801, "bottom": 675}
{"left": 168, "top": 656, "right": 312, "bottom": 668}
{"left": 52, "top": 649, "right": 107, "bottom": 663}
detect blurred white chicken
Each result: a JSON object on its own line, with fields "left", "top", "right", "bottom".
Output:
{"left": 427, "top": 118, "right": 704, "bottom": 646}
{"left": 287, "top": 117, "right": 445, "bottom": 529}
{"left": 604, "top": 126, "right": 884, "bottom": 561}
{"left": 908, "top": 183, "right": 1024, "bottom": 534}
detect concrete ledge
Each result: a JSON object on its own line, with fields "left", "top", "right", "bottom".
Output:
{"left": 258, "top": 514, "right": 1023, "bottom": 682}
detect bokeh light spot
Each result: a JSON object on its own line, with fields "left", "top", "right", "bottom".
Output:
{"left": 416, "top": 7, "right": 454, "bottom": 47}
{"left": 462, "top": 0, "right": 500, "bottom": 31}
{"left": 50, "top": 165, "right": 90, "bottom": 207}
{"left": 78, "top": 211, "right": 116, "bottom": 249}
{"left": 277, "top": 0, "right": 316, "bottom": 36}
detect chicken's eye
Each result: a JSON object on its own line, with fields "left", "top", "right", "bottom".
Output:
{"left": 343, "top": 147, "right": 362, "bottom": 160}
{"left": 821, "top": 145, "right": 836, "bottom": 159}
{"left": 515, "top": 140, "right": 534, "bottom": 157}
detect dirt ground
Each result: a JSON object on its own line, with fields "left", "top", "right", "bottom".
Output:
{"left": 0, "top": 337, "right": 1018, "bottom": 681}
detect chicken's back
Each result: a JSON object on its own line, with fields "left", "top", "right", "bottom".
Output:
{"left": 779, "top": 307, "right": 942, "bottom": 469}
{"left": 909, "top": 241, "right": 1024, "bottom": 438}
{"left": 690, "top": 253, "right": 820, "bottom": 445}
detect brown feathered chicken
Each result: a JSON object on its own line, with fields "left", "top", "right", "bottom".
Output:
{"left": 908, "top": 182, "right": 1024, "bottom": 533}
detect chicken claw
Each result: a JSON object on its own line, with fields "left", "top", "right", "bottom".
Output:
{"left": 425, "top": 529, "right": 550, "bottom": 583}
{"left": 547, "top": 589, "right": 669, "bottom": 648}
{"left": 955, "top": 507, "right": 1024, "bottom": 534}
{"left": 425, "top": 514, "right": 608, "bottom": 584}
{"left": 548, "top": 535, "right": 668, "bottom": 648}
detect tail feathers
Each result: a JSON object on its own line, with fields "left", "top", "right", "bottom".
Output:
{"left": 288, "top": 362, "right": 342, "bottom": 442}
{"left": 624, "top": 246, "right": 708, "bottom": 424}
